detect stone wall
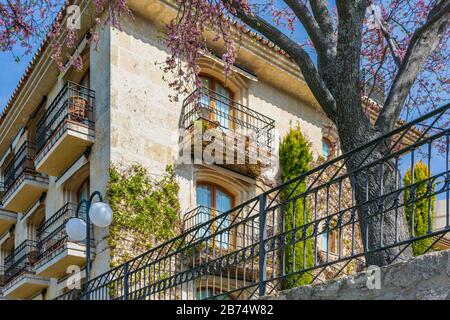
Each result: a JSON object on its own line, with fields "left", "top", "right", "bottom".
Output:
{"left": 265, "top": 249, "right": 450, "bottom": 300}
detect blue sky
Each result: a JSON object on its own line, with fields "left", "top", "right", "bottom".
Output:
{"left": 0, "top": 47, "right": 36, "bottom": 111}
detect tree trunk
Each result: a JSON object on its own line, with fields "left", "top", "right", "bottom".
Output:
{"left": 339, "top": 126, "right": 413, "bottom": 266}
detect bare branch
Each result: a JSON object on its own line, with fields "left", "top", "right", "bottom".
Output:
{"left": 309, "top": 0, "right": 335, "bottom": 42}
{"left": 283, "top": 0, "right": 329, "bottom": 58}
{"left": 376, "top": 0, "right": 450, "bottom": 132}
{"left": 377, "top": 22, "right": 402, "bottom": 67}
{"left": 223, "top": 0, "right": 337, "bottom": 118}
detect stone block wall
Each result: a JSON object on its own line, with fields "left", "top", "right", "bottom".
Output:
{"left": 264, "top": 249, "right": 450, "bottom": 300}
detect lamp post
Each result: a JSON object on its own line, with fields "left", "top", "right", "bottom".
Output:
{"left": 65, "top": 191, "right": 112, "bottom": 298}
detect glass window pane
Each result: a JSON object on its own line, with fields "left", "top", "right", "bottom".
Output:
{"left": 215, "top": 83, "right": 231, "bottom": 129}
{"left": 322, "top": 139, "right": 330, "bottom": 159}
{"left": 199, "top": 77, "right": 211, "bottom": 121}
{"left": 196, "top": 185, "right": 212, "bottom": 237}
{"left": 215, "top": 189, "right": 232, "bottom": 249}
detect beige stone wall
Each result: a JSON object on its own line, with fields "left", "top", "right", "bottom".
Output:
{"left": 264, "top": 249, "right": 450, "bottom": 300}
{"left": 109, "top": 14, "right": 332, "bottom": 211}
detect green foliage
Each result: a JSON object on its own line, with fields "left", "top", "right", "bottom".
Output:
{"left": 403, "top": 161, "right": 436, "bottom": 256}
{"left": 279, "top": 124, "right": 314, "bottom": 288}
{"left": 108, "top": 164, "right": 181, "bottom": 267}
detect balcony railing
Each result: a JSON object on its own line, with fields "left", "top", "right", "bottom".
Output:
{"left": 3, "top": 240, "right": 39, "bottom": 285}
{"left": 179, "top": 88, "right": 275, "bottom": 153}
{"left": 35, "top": 81, "right": 95, "bottom": 156}
{"left": 183, "top": 205, "right": 262, "bottom": 251}
{"left": 36, "top": 203, "right": 87, "bottom": 264}
{"left": 0, "top": 182, "right": 4, "bottom": 206}
{"left": 56, "top": 103, "right": 450, "bottom": 300}
{"left": 2, "top": 142, "right": 41, "bottom": 197}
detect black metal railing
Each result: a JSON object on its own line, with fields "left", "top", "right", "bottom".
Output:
{"left": 179, "top": 88, "right": 275, "bottom": 154}
{"left": 36, "top": 203, "right": 87, "bottom": 265}
{"left": 2, "top": 141, "right": 45, "bottom": 198}
{"left": 183, "top": 205, "right": 263, "bottom": 250}
{"left": 35, "top": 81, "right": 95, "bottom": 156}
{"left": 57, "top": 104, "right": 450, "bottom": 300}
{"left": 0, "top": 182, "right": 5, "bottom": 206}
{"left": 3, "top": 240, "right": 39, "bottom": 285}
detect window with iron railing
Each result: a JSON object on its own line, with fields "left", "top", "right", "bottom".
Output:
{"left": 180, "top": 87, "right": 275, "bottom": 153}
{"left": 0, "top": 182, "right": 5, "bottom": 206}
{"left": 35, "top": 81, "right": 95, "bottom": 155}
{"left": 36, "top": 202, "right": 88, "bottom": 264}
{"left": 3, "top": 240, "right": 39, "bottom": 284}
{"left": 2, "top": 141, "right": 37, "bottom": 195}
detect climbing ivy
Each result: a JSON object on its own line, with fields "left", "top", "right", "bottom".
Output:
{"left": 279, "top": 124, "right": 314, "bottom": 288}
{"left": 403, "top": 161, "right": 436, "bottom": 256}
{"left": 108, "top": 164, "right": 181, "bottom": 267}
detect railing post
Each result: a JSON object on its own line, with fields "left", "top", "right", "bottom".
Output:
{"left": 124, "top": 262, "right": 129, "bottom": 300}
{"left": 258, "top": 193, "right": 267, "bottom": 297}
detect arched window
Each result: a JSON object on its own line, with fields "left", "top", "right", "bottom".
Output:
{"left": 320, "top": 220, "right": 340, "bottom": 255}
{"left": 196, "top": 182, "right": 234, "bottom": 249}
{"left": 200, "top": 76, "right": 233, "bottom": 129}
{"left": 322, "top": 138, "right": 332, "bottom": 160}
{"left": 77, "top": 178, "right": 90, "bottom": 203}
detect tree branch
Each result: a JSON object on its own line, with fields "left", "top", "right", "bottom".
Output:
{"left": 223, "top": 0, "right": 338, "bottom": 118}
{"left": 376, "top": 0, "right": 450, "bottom": 132}
{"left": 378, "top": 23, "right": 402, "bottom": 67}
{"left": 283, "top": 0, "right": 328, "bottom": 59}
{"left": 309, "top": 0, "right": 335, "bottom": 43}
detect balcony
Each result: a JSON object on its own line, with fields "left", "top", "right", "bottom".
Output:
{"left": 2, "top": 142, "right": 48, "bottom": 212}
{"left": 0, "top": 183, "right": 16, "bottom": 235}
{"left": 35, "top": 203, "right": 93, "bottom": 278}
{"left": 182, "top": 206, "right": 265, "bottom": 281}
{"left": 1, "top": 240, "right": 49, "bottom": 299}
{"left": 0, "top": 209, "right": 16, "bottom": 236}
{"left": 35, "top": 82, "right": 95, "bottom": 177}
{"left": 179, "top": 89, "right": 275, "bottom": 177}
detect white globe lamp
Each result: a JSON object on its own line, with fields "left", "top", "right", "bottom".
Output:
{"left": 89, "top": 202, "right": 113, "bottom": 228}
{"left": 66, "top": 217, "right": 87, "bottom": 241}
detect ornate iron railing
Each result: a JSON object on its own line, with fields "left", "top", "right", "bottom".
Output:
{"left": 57, "top": 104, "right": 449, "bottom": 300}
{"left": 0, "top": 182, "right": 4, "bottom": 206}
{"left": 179, "top": 88, "right": 275, "bottom": 154}
{"left": 36, "top": 203, "right": 87, "bottom": 266}
{"left": 3, "top": 240, "right": 39, "bottom": 285}
{"left": 2, "top": 141, "right": 46, "bottom": 198}
{"left": 35, "top": 81, "right": 95, "bottom": 156}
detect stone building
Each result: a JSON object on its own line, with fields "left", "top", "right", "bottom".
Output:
{"left": 0, "top": 0, "right": 435, "bottom": 300}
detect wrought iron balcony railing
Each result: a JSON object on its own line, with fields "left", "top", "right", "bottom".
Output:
{"left": 183, "top": 205, "right": 262, "bottom": 250}
{"left": 57, "top": 104, "right": 449, "bottom": 300}
{"left": 36, "top": 202, "right": 87, "bottom": 264}
{"left": 35, "top": 81, "right": 95, "bottom": 155}
{"left": 0, "top": 182, "right": 4, "bottom": 206}
{"left": 179, "top": 88, "right": 275, "bottom": 153}
{"left": 3, "top": 240, "right": 39, "bottom": 285}
{"left": 2, "top": 141, "right": 41, "bottom": 197}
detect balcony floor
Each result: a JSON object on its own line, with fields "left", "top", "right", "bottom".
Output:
{"left": 0, "top": 209, "right": 16, "bottom": 235}
{"left": 35, "top": 122, "right": 94, "bottom": 177}
{"left": 35, "top": 242, "right": 93, "bottom": 278}
{"left": 2, "top": 176, "right": 48, "bottom": 212}
{"left": 2, "top": 273, "right": 50, "bottom": 299}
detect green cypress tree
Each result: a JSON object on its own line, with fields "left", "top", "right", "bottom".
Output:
{"left": 279, "top": 125, "right": 314, "bottom": 288}
{"left": 403, "top": 161, "right": 436, "bottom": 256}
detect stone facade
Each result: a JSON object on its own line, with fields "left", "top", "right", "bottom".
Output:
{"left": 0, "top": 0, "right": 337, "bottom": 300}
{"left": 264, "top": 249, "right": 450, "bottom": 300}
